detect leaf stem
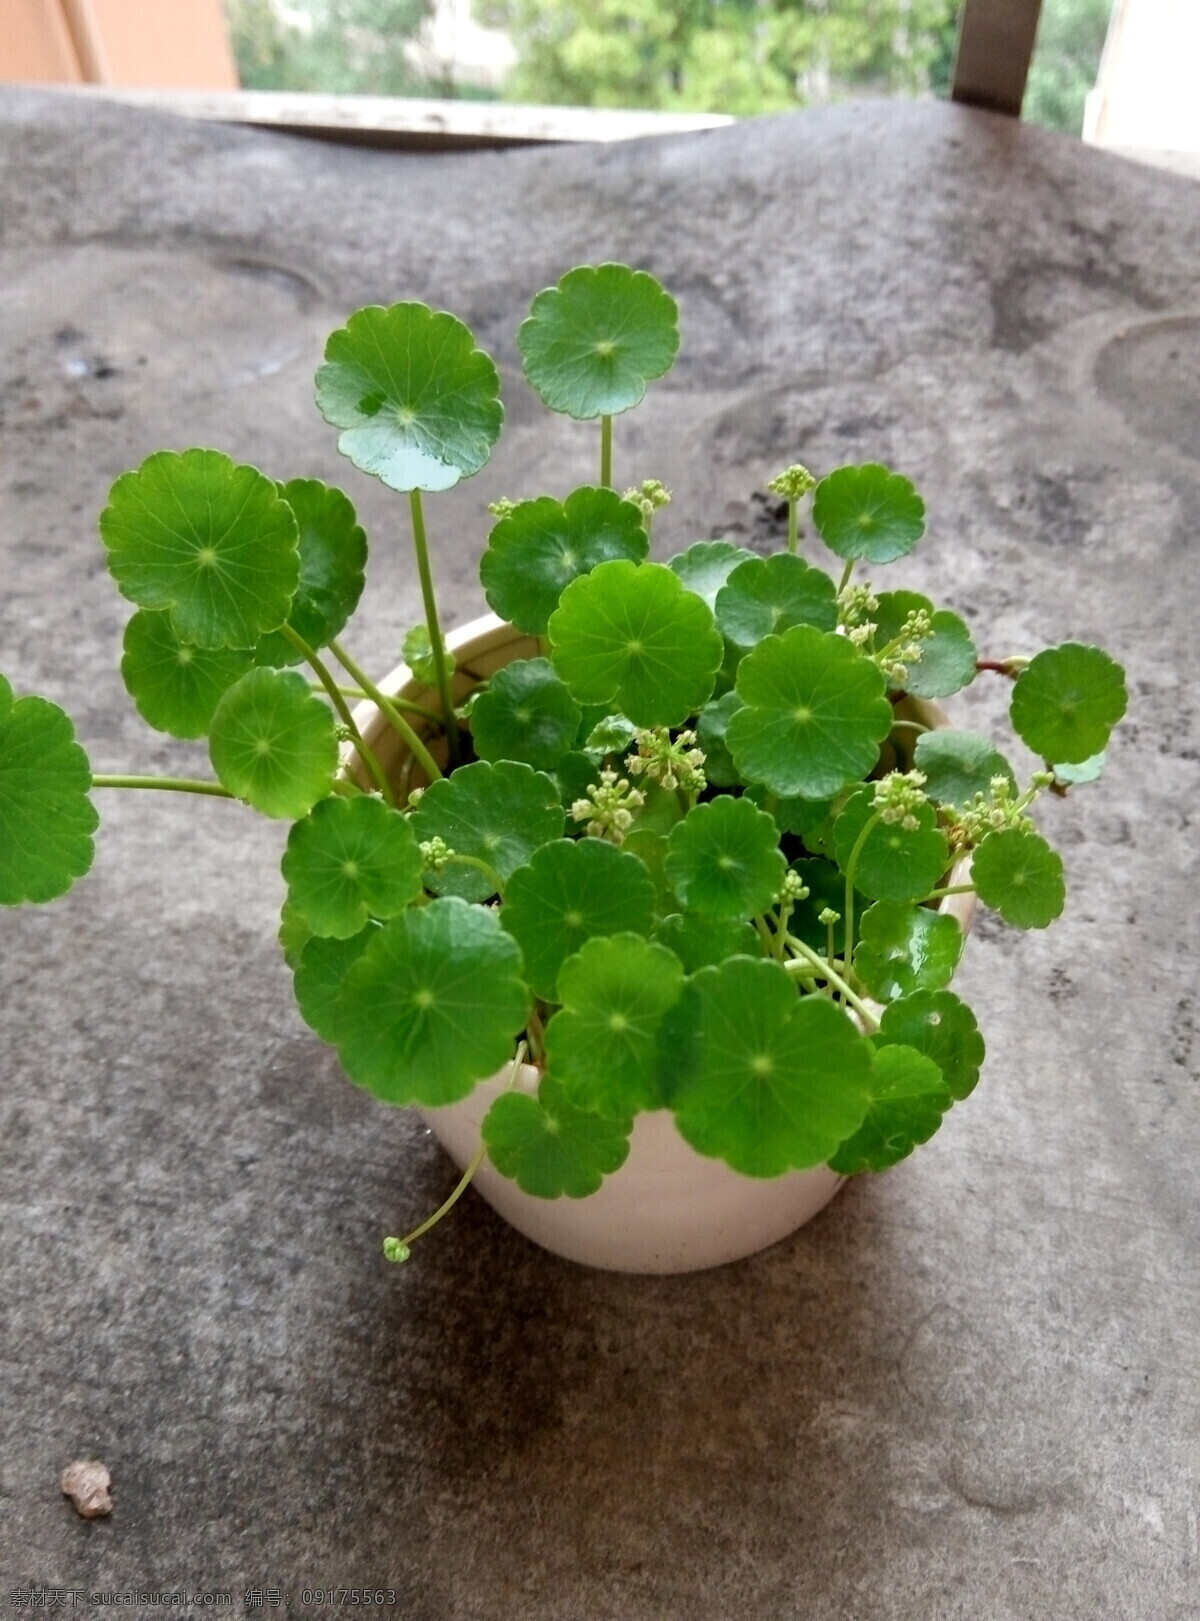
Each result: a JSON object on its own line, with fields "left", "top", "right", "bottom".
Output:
{"left": 328, "top": 640, "right": 443, "bottom": 787}
{"left": 281, "top": 625, "right": 394, "bottom": 805}
{"left": 784, "top": 938, "right": 879, "bottom": 1031}
{"left": 842, "top": 806, "right": 883, "bottom": 983}
{"left": 408, "top": 489, "right": 461, "bottom": 766}
{"left": 923, "top": 881, "right": 976, "bottom": 902}
{"left": 838, "top": 558, "right": 856, "bottom": 593}
{"left": 787, "top": 499, "right": 798, "bottom": 556}
{"left": 383, "top": 1042, "right": 527, "bottom": 1262}
{"left": 441, "top": 852, "right": 506, "bottom": 897}
{"left": 91, "top": 775, "right": 235, "bottom": 799}
{"left": 887, "top": 718, "right": 930, "bottom": 735}
{"left": 600, "top": 414, "right": 613, "bottom": 489}
{"left": 313, "top": 685, "right": 443, "bottom": 727}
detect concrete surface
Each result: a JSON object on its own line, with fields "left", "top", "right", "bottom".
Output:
{"left": 0, "top": 87, "right": 1197, "bottom": 1619}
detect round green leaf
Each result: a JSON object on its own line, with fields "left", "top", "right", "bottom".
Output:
{"left": 667, "top": 540, "right": 755, "bottom": 610}
{"left": 282, "top": 794, "right": 424, "bottom": 939}
{"left": 620, "top": 826, "right": 676, "bottom": 914}
{"left": 518, "top": 263, "right": 679, "bottom": 420}
{"left": 293, "top": 923, "right": 376, "bottom": 1043}
{"left": 971, "top": 827, "right": 1065, "bottom": 929}
{"left": 544, "top": 934, "right": 685, "bottom": 1117}
{"left": 581, "top": 711, "right": 637, "bottom": 758}
{"left": 501, "top": 837, "right": 656, "bottom": 1001}
{"left": 872, "top": 590, "right": 977, "bottom": 698}
{"left": 1053, "top": 750, "right": 1106, "bottom": 786}
{"left": 812, "top": 464, "right": 925, "bottom": 564}
{"left": 480, "top": 486, "right": 648, "bottom": 635}
{"left": 548, "top": 560, "right": 723, "bottom": 728}
{"left": 671, "top": 957, "right": 873, "bottom": 1176}
{"left": 1010, "top": 643, "right": 1127, "bottom": 763}
{"left": 695, "top": 692, "right": 742, "bottom": 787}
{"left": 665, "top": 795, "right": 785, "bottom": 920}
{"left": 121, "top": 610, "right": 254, "bottom": 740}
{"left": 745, "top": 786, "right": 837, "bottom": 844}
{"left": 254, "top": 480, "right": 367, "bottom": 666}
{"left": 315, "top": 302, "right": 502, "bottom": 493}
{"left": 208, "top": 667, "right": 339, "bottom": 819}
{"left": 913, "top": 729, "right": 1016, "bottom": 811}
{"left": 728, "top": 625, "right": 892, "bottom": 799}
{"left": 469, "top": 658, "right": 582, "bottom": 773}
{"left": 853, "top": 901, "right": 964, "bottom": 1003}
{"left": 482, "top": 1076, "right": 631, "bottom": 1198}
{"left": 0, "top": 674, "right": 97, "bottom": 906}
{"left": 653, "top": 911, "right": 763, "bottom": 973}
{"left": 99, "top": 449, "right": 299, "bottom": 650}
{"left": 832, "top": 786, "right": 951, "bottom": 903}
{"left": 715, "top": 553, "right": 838, "bottom": 648}
{"left": 279, "top": 899, "right": 312, "bottom": 971}
{"left": 828, "top": 1044, "right": 952, "bottom": 1174}
{"left": 876, "top": 989, "right": 984, "bottom": 1101}
{"left": 335, "top": 897, "right": 530, "bottom": 1106}
{"left": 409, "top": 760, "right": 564, "bottom": 902}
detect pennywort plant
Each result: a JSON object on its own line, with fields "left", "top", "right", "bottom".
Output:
{"left": 0, "top": 264, "right": 1128, "bottom": 1260}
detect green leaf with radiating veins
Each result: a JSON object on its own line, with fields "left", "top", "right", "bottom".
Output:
{"left": 667, "top": 540, "right": 754, "bottom": 610}
{"left": 913, "top": 729, "right": 1016, "bottom": 811}
{"left": 971, "top": 827, "right": 1065, "bottom": 929}
{"left": 853, "top": 901, "right": 964, "bottom": 1003}
{"left": 254, "top": 480, "right": 367, "bottom": 666}
{"left": 316, "top": 302, "right": 502, "bottom": 493}
{"left": 282, "top": 794, "right": 424, "bottom": 939}
{"left": 872, "top": 590, "right": 977, "bottom": 698}
{"left": 544, "top": 933, "right": 685, "bottom": 1116}
{"left": 482, "top": 1075, "right": 631, "bottom": 1198}
{"left": 469, "top": 658, "right": 582, "bottom": 772}
{"left": 671, "top": 957, "right": 872, "bottom": 1176}
{"left": 812, "top": 463, "right": 925, "bottom": 564}
{"left": 620, "top": 827, "right": 676, "bottom": 914}
{"left": 875, "top": 989, "right": 984, "bottom": 1101}
{"left": 518, "top": 263, "right": 680, "bottom": 419}
{"left": 209, "top": 667, "right": 339, "bottom": 819}
{"left": 333, "top": 897, "right": 530, "bottom": 1105}
{"left": 715, "top": 553, "right": 838, "bottom": 648}
{"left": 480, "top": 486, "right": 648, "bottom": 635}
{"left": 0, "top": 674, "right": 97, "bottom": 906}
{"left": 653, "top": 911, "right": 762, "bottom": 972}
{"left": 1053, "top": 750, "right": 1106, "bottom": 786}
{"left": 665, "top": 795, "right": 786, "bottom": 920}
{"left": 695, "top": 692, "right": 742, "bottom": 786}
{"left": 548, "top": 559, "right": 723, "bottom": 727}
{"left": 293, "top": 922, "right": 377, "bottom": 1043}
{"left": 1010, "top": 643, "right": 1127, "bottom": 763}
{"left": 121, "top": 610, "right": 254, "bottom": 739}
{"left": 582, "top": 712, "right": 637, "bottom": 758}
{"left": 399, "top": 623, "right": 452, "bottom": 688}
{"left": 829, "top": 1043, "right": 952, "bottom": 1174}
{"left": 409, "top": 760, "right": 564, "bottom": 903}
{"left": 99, "top": 449, "right": 299, "bottom": 651}
{"left": 832, "top": 786, "right": 950, "bottom": 904}
{"left": 501, "top": 837, "right": 656, "bottom": 1001}
{"left": 728, "top": 625, "right": 892, "bottom": 799}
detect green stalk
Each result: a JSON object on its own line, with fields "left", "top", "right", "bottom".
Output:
{"left": 842, "top": 806, "right": 883, "bottom": 981}
{"left": 282, "top": 625, "right": 394, "bottom": 805}
{"left": 382, "top": 1042, "right": 527, "bottom": 1263}
{"left": 600, "top": 414, "right": 613, "bottom": 488}
{"left": 838, "top": 558, "right": 856, "bottom": 593}
{"left": 443, "top": 852, "right": 506, "bottom": 897}
{"left": 328, "top": 640, "right": 443, "bottom": 788}
{"left": 785, "top": 939, "right": 879, "bottom": 1031}
{"left": 91, "top": 775, "right": 234, "bottom": 799}
{"left": 409, "top": 489, "right": 461, "bottom": 765}
{"left": 922, "top": 881, "right": 976, "bottom": 902}
{"left": 787, "top": 498, "right": 798, "bottom": 556}
{"left": 315, "top": 686, "right": 443, "bottom": 728}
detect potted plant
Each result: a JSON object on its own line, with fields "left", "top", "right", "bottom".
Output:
{"left": 0, "top": 264, "right": 1128, "bottom": 1274}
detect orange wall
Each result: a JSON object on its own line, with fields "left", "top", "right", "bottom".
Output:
{"left": 2, "top": 0, "right": 239, "bottom": 88}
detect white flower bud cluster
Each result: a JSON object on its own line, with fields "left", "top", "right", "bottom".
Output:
{"left": 487, "top": 497, "right": 517, "bottom": 519}
{"left": 570, "top": 768, "right": 645, "bottom": 842}
{"left": 766, "top": 463, "right": 817, "bottom": 502}
{"left": 946, "top": 776, "right": 1037, "bottom": 852}
{"left": 419, "top": 836, "right": 454, "bottom": 871}
{"left": 817, "top": 906, "right": 841, "bottom": 927}
{"left": 622, "top": 479, "right": 672, "bottom": 523}
{"left": 777, "top": 870, "right": 811, "bottom": 904}
{"left": 625, "top": 727, "right": 706, "bottom": 794}
{"left": 837, "top": 583, "right": 879, "bottom": 629}
{"left": 872, "top": 769, "right": 929, "bottom": 831}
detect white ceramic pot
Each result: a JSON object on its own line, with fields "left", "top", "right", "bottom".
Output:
{"left": 352, "top": 612, "right": 976, "bottom": 1275}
